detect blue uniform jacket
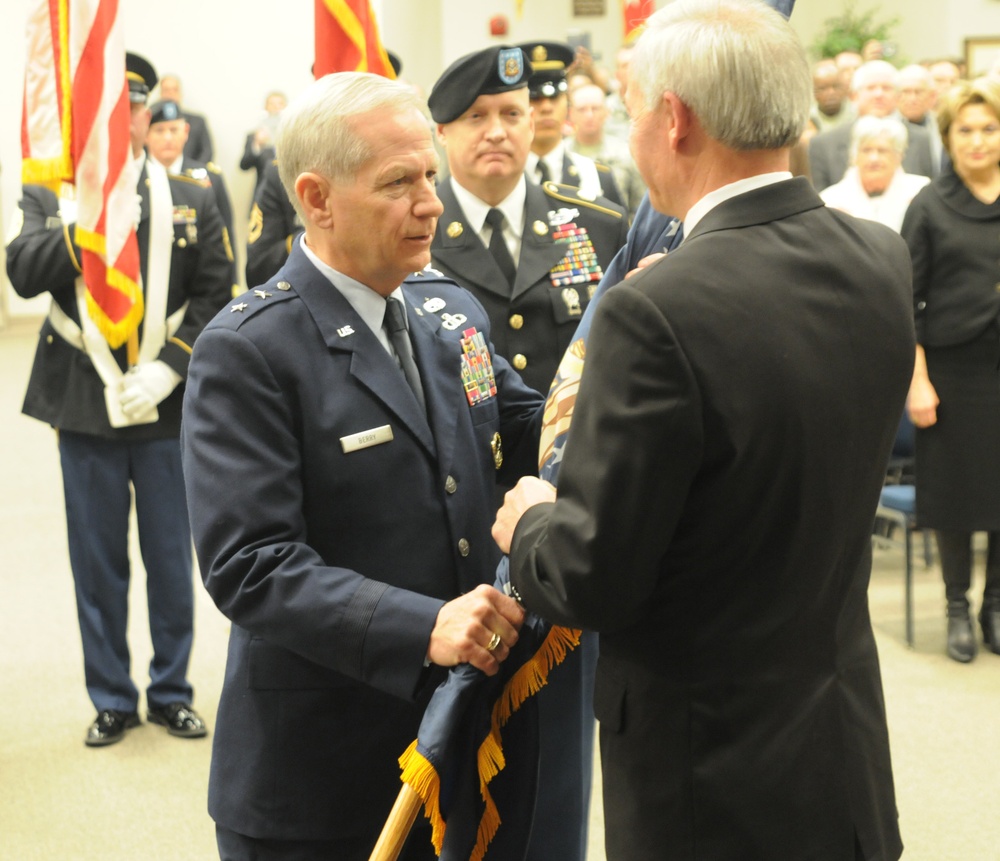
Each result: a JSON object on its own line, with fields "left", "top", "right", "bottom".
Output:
{"left": 181, "top": 241, "right": 543, "bottom": 843}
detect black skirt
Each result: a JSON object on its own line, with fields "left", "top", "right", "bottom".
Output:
{"left": 916, "top": 324, "right": 1000, "bottom": 530}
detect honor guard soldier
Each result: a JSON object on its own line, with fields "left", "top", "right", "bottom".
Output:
{"left": 518, "top": 41, "right": 624, "bottom": 208}
{"left": 428, "top": 45, "right": 628, "bottom": 398}
{"left": 428, "top": 44, "right": 627, "bottom": 861}
{"left": 146, "top": 98, "right": 239, "bottom": 296}
{"left": 6, "top": 51, "right": 232, "bottom": 747}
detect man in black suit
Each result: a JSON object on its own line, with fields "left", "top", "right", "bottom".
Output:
{"left": 6, "top": 52, "right": 230, "bottom": 747}
{"left": 182, "top": 71, "right": 543, "bottom": 860}
{"left": 494, "top": 2, "right": 912, "bottom": 859}
{"left": 809, "top": 59, "right": 935, "bottom": 191}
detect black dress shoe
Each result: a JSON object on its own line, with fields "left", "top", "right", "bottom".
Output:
{"left": 947, "top": 614, "right": 977, "bottom": 663}
{"left": 85, "top": 709, "right": 140, "bottom": 747}
{"left": 980, "top": 605, "right": 1000, "bottom": 655}
{"left": 147, "top": 702, "right": 208, "bottom": 738}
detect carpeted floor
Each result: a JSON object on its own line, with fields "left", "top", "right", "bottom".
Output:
{"left": 1, "top": 319, "right": 997, "bottom": 861}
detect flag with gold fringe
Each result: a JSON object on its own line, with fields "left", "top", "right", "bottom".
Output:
{"left": 314, "top": 0, "right": 396, "bottom": 79}
{"left": 396, "top": 568, "right": 579, "bottom": 861}
{"left": 21, "top": 0, "right": 142, "bottom": 350}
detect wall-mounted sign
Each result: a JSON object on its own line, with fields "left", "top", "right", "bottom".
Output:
{"left": 573, "top": 0, "right": 606, "bottom": 16}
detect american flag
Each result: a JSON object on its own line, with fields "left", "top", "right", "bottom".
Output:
{"left": 21, "top": 0, "right": 142, "bottom": 349}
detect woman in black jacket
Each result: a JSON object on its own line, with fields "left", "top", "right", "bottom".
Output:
{"left": 902, "top": 77, "right": 1000, "bottom": 662}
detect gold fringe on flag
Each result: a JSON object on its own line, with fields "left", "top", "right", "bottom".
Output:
{"left": 397, "top": 623, "right": 582, "bottom": 859}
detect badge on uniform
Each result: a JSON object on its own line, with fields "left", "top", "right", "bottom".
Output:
{"left": 460, "top": 327, "right": 497, "bottom": 406}
{"left": 173, "top": 205, "right": 196, "bottom": 224}
{"left": 547, "top": 209, "right": 603, "bottom": 294}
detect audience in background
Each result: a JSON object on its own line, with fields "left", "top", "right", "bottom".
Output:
{"left": 810, "top": 58, "right": 856, "bottom": 133}
{"left": 897, "top": 64, "right": 945, "bottom": 174}
{"left": 820, "top": 115, "right": 930, "bottom": 231}
{"left": 901, "top": 77, "right": 1000, "bottom": 664}
{"left": 809, "top": 60, "right": 935, "bottom": 191}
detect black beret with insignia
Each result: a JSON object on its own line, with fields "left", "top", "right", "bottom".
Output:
{"left": 428, "top": 45, "right": 532, "bottom": 124}
{"left": 149, "top": 100, "right": 184, "bottom": 125}
{"left": 518, "top": 41, "right": 575, "bottom": 100}
{"left": 126, "top": 52, "right": 157, "bottom": 104}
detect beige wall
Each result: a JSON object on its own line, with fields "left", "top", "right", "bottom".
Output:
{"left": 2, "top": 0, "right": 998, "bottom": 318}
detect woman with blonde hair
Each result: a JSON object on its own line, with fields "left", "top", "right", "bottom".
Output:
{"left": 902, "top": 77, "right": 1000, "bottom": 662}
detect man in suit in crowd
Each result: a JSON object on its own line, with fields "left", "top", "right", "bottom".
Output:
{"left": 145, "top": 99, "right": 238, "bottom": 295}
{"left": 494, "top": 2, "right": 912, "bottom": 859}
{"left": 428, "top": 45, "right": 628, "bottom": 398}
{"left": 427, "top": 44, "right": 626, "bottom": 861}
{"left": 244, "top": 158, "right": 301, "bottom": 287}
{"left": 6, "top": 52, "right": 231, "bottom": 747}
{"left": 181, "top": 71, "right": 544, "bottom": 860}
{"left": 897, "top": 64, "right": 946, "bottom": 173}
{"left": 159, "top": 73, "right": 214, "bottom": 163}
{"left": 809, "top": 59, "right": 935, "bottom": 190}
{"left": 519, "top": 41, "right": 624, "bottom": 208}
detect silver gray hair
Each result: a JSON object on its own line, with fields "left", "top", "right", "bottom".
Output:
{"left": 276, "top": 72, "right": 424, "bottom": 219}
{"left": 850, "top": 60, "right": 899, "bottom": 95}
{"left": 629, "top": 0, "right": 811, "bottom": 150}
{"left": 849, "top": 115, "right": 909, "bottom": 161}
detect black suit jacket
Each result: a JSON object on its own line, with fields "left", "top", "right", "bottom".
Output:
{"left": 181, "top": 110, "right": 213, "bottom": 163}
{"left": 809, "top": 118, "right": 934, "bottom": 191}
{"left": 182, "top": 244, "right": 543, "bottom": 843}
{"left": 431, "top": 177, "right": 628, "bottom": 395}
{"left": 509, "top": 177, "right": 912, "bottom": 860}
{"left": 6, "top": 175, "right": 232, "bottom": 440}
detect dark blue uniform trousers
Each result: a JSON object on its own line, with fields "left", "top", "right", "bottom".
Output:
{"left": 59, "top": 431, "right": 194, "bottom": 713}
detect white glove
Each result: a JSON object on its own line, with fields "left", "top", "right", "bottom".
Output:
{"left": 118, "top": 361, "right": 182, "bottom": 418}
{"left": 133, "top": 193, "right": 143, "bottom": 229}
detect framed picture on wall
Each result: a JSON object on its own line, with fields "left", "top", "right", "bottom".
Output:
{"left": 965, "top": 36, "right": 1000, "bottom": 78}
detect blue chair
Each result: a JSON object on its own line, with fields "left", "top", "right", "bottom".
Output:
{"left": 872, "top": 412, "right": 934, "bottom": 648}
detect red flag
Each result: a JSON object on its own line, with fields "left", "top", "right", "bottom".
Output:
{"left": 623, "top": 0, "right": 656, "bottom": 40}
{"left": 314, "top": 0, "right": 396, "bottom": 79}
{"left": 21, "top": 0, "right": 141, "bottom": 349}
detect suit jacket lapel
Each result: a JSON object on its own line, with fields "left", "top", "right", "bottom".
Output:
{"left": 286, "top": 247, "right": 436, "bottom": 455}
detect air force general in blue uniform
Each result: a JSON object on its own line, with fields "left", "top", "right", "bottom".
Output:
{"left": 181, "top": 72, "right": 543, "bottom": 861}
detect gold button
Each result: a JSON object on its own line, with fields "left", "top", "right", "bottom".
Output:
{"left": 445, "top": 476, "right": 457, "bottom": 494}
{"left": 513, "top": 354, "right": 527, "bottom": 370}
{"left": 177, "top": 237, "right": 187, "bottom": 248}
{"left": 509, "top": 314, "right": 524, "bottom": 330}
{"left": 46, "top": 335, "right": 54, "bottom": 344}
{"left": 458, "top": 538, "right": 470, "bottom": 557}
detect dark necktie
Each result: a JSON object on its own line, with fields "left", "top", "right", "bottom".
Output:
{"left": 536, "top": 159, "right": 551, "bottom": 184}
{"left": 383, "top": 297, "right": 426, "bottom": 413}
{"left": 485, "top": 207, "right": 517, "bottom": 288}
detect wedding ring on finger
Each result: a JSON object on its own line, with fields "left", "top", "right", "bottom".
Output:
{"left": 486, "top": 631, "right": 502, "bottom": 652}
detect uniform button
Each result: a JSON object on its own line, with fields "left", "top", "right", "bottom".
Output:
{"left": 46, "top": 334, "right": 54, "bottom": 344}
{"left": 177, "top": 237, "right": 187, "bottom": 248}
{"left": 513, "top": 354, "right": 527, "bottom": 370}
{"left": 509, "top": 314, "right": 524, "bottom": 330}
{"left": 276, "top": 281, "right": 291, "bottom": 291}
{"left": 458, "top": 538, "right": 470, "bottom": 557}
{"left": 445, "top": 475, "right": 457, "bottom": 494}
